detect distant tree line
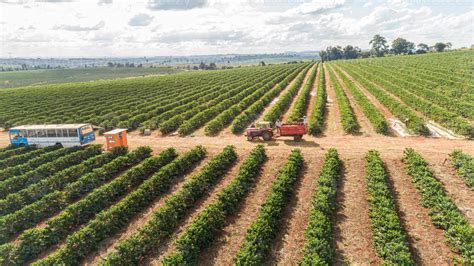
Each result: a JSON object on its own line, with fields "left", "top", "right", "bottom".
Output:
{"left": 106, "top": 62, "right": 144, "bottom": 68}
{"left": 0, "top": 64, "right": 65, "bottom": 72}
{"left": 319, "top": 34, "right": 455, "bottom": 61}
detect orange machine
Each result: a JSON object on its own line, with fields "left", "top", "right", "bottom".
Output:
{"left": 104, "top": 129, "right": 128, "bottom": 151}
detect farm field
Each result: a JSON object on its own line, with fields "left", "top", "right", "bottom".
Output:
{"left": 0, "top": 50, "right": 473, "bottom": 265}
{"left": 0, "top": 66, "right": 180, "bottom": 89}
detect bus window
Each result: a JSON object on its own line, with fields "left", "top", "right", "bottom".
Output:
{"left": 62, "top": 129, "right": 69, "bottom": 137}
{"left": 80, "top": 125, "right": 93, "bottom": 135}
{"left": 27, "top": 130, "right": 36, "bottom": 138}
{"left": 19, "top": 130, "right": 27, "bottom": 137}
{"left": 47, "top": 129, "right": 56, "bottom": 138}
{"left": 68, "top": 129, "right": 78, "bottom": 137}
{"left": 37, "top": 129, "right": 46, "bottom": 138}
{"left": 56, "top": 129, "right": 63, "bottom": 137}
{"left": 9, "top": 131, "right": 18, "bottom": 140}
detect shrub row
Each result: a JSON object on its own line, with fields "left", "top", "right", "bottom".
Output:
{"left": 300, "top": 148, "right": 342, "bottom": 265}
{"left": 0, "top": 148, "right": 150, "bottom": 243}
{"left": 230, "top": 65, "right": 307, "bottom": 133}
{"left": 263, "top": 64, "right": 312, "bottom": 123}
{"left": 204, "top": 67, "right": 295, "bottom": 135}
{"left": 337, "top": 63, "right": 428, "bottom": 135}
{"left": 402, "top": 148, "right": 473, "bottom": 263}
{"left": 288, "top": 62, "right": 319, "bottom": 122}
{"left": 162, "top": 145, "right": 267, "bottom": 265}
{"left": 0, "top": 145, "right": 36, "bottom": 161}
{"left": 101, "top": 145, "right": 238, "bottom": 265}
{"left": 449, "top": 150, "right": 473, "bottom": 188}
{"left": 0, "top": 147, "right": 175, "bottom": 265}
{"left": 332, "top": 66, "right": 389, "bottom": 135}
{"left": 35, "top": 146, "right": 207, "bottom": 265}
{"left": 357, "top": 64, "right": 474, "bottom": 137}
{"left": 0, "top": 145, "right": 76, "bottom": 182}
{"left": 158, "top": 69, "right": 274, "bottom": 134}
{"left": 328, "top": 67, "right": 359, "bottom": 134}
{"left": 176, "top": 67, "right": 304, "bottom": 136}
{"left": 0, "top": 147, "right": 127, "bottom": 216}
{"left": 233, "top": 149, "right": 304, "bottom": 264}
{"left": 0, "top": 145, "right": 60, "bottom": 170}
{"left": 365, "top": 150, "right": 413, "bottom": 264}
{"left": 0, "top": 145, "right": 101, "bottom": 197}
{"left": 308, "top": 64, "right": 326, "bottom": 135}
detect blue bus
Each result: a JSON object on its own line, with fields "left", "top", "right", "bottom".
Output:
{"left": 9, "top": 124, "right": 95, "bottom": 147}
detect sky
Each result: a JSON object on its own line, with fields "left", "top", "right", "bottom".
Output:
{"left": 0, "top": 0, "right": 473, "bottom": 57}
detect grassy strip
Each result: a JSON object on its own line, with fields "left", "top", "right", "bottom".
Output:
{"left": 288, "top": 62, "right": 319, "bottom": 122}
{"left": 162, "top": 145, "right": 267, "bottom": 265}
{"left": 300, "top": 148, "right": 342, "bottom": 264}
{"left": 328, "top": 66, "right": 359, "bottom": 134}
{"left": 34, "top": 146, "right": 206, "bottom": 265}
{"left": 101, "top": 145, "right": 238, "bottom": 265}
{"left": 332, "top": 65, "right": 388, "bottom": 135}
{"left": 402, "top": 148, "right": 473, "bottom": 263}
{"left": 365, "top": 150, "right": 413, "bottom": 264}
{"left": 0, "top": 147, "right": 151, "bottom": 246}
{"left": 308, "top": 64, "right": 326, "bottom": 135}
{"left": 449, "top": 150, "right": 474, "bottom": 188}
{"left": 0, "top": 148, "right": 175, "bottom": 265}
{"left": 0, "top": 145, "right": 101, "bottom": 199}
{"left": 233, "top": 149, "right": 304, "bottom": 264}
{"left": 263, "top": 64, "right": 312, "bottom": 123}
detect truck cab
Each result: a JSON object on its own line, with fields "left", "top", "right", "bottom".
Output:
{"left": 9, "top": 129, "right": 28, "bottom": 147}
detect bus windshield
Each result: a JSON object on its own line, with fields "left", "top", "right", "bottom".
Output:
{"left": 80, "top": 125, "right": 93, "bottom": 135}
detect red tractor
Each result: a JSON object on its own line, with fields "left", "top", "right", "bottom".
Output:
{"left": 245, "top": 121, "right": 307, "bottom": 141}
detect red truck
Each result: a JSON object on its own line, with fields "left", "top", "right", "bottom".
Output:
{"left": 245, "top": 121, "right": 307, "bottom": 141}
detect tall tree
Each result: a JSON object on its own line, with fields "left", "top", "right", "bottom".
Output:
{"left": 391, "top": 38, "right": 415, "bottom": 55}
{"left": 343, "top": 45, "right": 361, "bottom": 59}
{"left": 416, "top": 43, "right": 429, "bottom": 54}
{"left": 433, "top": 42, "right": 448, "bottom": 52}
{"left": 369, "top": 34, "right": 388, "bottom": 57}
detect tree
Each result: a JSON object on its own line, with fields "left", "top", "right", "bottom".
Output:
{"left": 343, "top": 45, "right": 361, "bottom": 59}
{"left": 433, "top": 42, "right": 447, "bottom": 52}
{"left": 319, "top": 50, "right": 328, "bottom": 62}
{"left": 391, "top": 38, "right": 415, "bottom": 55}
{"left": 198, "top": 62, "right": 206, "bottom": 70}
{"left": 259, "top": 61, "right": 266, "bottom": 66}
{"left": 209, "top": 62, "right": 217, "bottom": 70}
{"left": 416, "top": 43, "right": 429, "bottom": 54}
{"left": 369, "top": 34, "right": 388, "bottom": 57}
{"left": 326, "top": 46, "right": 343, "bottom": 61}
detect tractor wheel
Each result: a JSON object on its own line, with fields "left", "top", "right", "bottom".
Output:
{"left": 262, "top": 132, "right": 272, "bottom": 141}
{"left": 294, "top": 135, "right": 302, "bottom": 141}
{"left": 247, "top": 135, "right": 254, "bottom": 141}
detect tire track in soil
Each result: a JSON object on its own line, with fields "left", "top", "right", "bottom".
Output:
{"left": 423, "top": 153, "right": 474, "bottom": 224}
{"left": 328, "top": 64, "right": 376, "bottom": 136}
{"left": 382, "top": 156, "right": 459, "bottom": 265}
{"left": 332, "top": 64, "right": 400, "bottom": 137}
{"left": 281, "top": 63, "right": 317, "bottom": 122}
{"left": 322, "top": 64, "right": 343, "bottom": 137}
{"left": 196, "top": 151, "right": 290, "bottom": 265}
{"left": 334, "top": 157, "right": 380, "bottom": 265}
{"left": 270, "top": 150, "right": 325, "bottom": 264}
{"left": 305, "top": 63, "right": 321, "bottom": 119}
{"left": 82, "top": 153, "right": 216, "bottom": 265}
{"left": 145, "top": 149, "right": 251, "bottom": 265}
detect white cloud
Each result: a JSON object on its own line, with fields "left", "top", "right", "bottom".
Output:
{"left": 53, "top": 21, "right": 105, "bottom": 31}
{"left": 0, "top": 0, "right": 472, "bottom": 57}
{"left": 128, "top": 13, "right": 154, "bottom": 26}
